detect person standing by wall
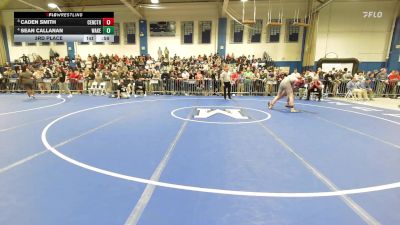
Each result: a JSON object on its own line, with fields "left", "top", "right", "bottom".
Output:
{"left": 164, "top": 47, "right": 169, "bottom": 60}
{"left": 376, "top": 68, "right": 388, "bottom": 97}
{"left": 19, "top": 65, "right": 35, "bottom": 99}
{"left": 49, "top": 48, "right": 55, "bottom": 62}
{"left": 230, "top": 68, "right": 239, "bottom": 95}
{"left": 236, "top": 70, "right": 245, "bottom": 96}
{"left": 264, "top": 69, "right": 276, "bottom": 96}
{"left": 331, "top": 70, "right": 342, "bottom": 97}
{"left": 43, "top": 66, "right": 53, "bottom": 94}
{"left": 221, "top": 65, "right": 232, "bottom": 100}
{"left": 85, "top": 68, "right": 95, "bottom": 92}
{"left": 158, "top": 47, "right": 163, "bottom": 61}
{"left": 53, "top": 67, "right": 72, "bottom": 99}
{"left": 243, "top": 67, "right": 255, "bottom": 94}
{"left": 33, "top": 68, "right": 45, "bottom": 94}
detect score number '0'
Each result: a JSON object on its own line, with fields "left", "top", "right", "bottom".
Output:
{"left": 363, "top": 11, "right": 383, "bottom": 18}
{"left": 102, "top": 18, "right": 114, "bottom": 26}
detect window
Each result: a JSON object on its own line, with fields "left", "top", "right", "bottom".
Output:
{"left": 286, "top": 19, "right": 300, "bottom": 42}
{"left": 267, "top": 20, "right": 281, "bottom": 43}
{"left": 26, "top": 42, "right": 36, "bottom": 46}
{"left": 248, "top": 19, "right": 262, "bottom": 43}
{"left": 231, "top": 20, "right": 244, "bottom": 43}
{"left": 181, "top": 21, "right": 194, "bottom": 44}
{"left": 41, "top": 42, "right": 50, "bottom": 46}
{"left": 56, "top": 42, "right": 65, "bottom": 45}
{"left": 10, "top": 26, "right": 22, "bottom": 46}
{"left": 124, "top": 22, "right": 136, "bottom": 44}
{"left": 199, "top": 21, "right": 211, "bottom": 44}
{"left": 112, "top": 23, "right": 120, "bottom": 44}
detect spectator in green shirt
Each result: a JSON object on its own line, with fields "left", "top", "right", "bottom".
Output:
{"left": 243, "top": 67, "right": 254, "bottom": 94}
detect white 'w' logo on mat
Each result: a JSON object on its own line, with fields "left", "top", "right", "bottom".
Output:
{"left": 194, "top": 108, "right": 249, "bottom": 120}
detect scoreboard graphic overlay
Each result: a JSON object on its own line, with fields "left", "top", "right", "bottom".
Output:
{"left": 14, "top": 12, "right": 114, "bottom": 42}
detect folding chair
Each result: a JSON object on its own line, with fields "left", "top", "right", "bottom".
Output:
{"left": 320, "top": 84, "right": 329, "bottom": 100}
{"left": 98, "top": 82, "right": 107, "bottom": 95}
{"left": 309, "top": 92, "right": 320, "bottom": 101}
{"left": 298, "top": 83, "right": 308, "bottom": 100}
{"left": 344, "top": 90, "right": 359, "bottom": 101}
{"left": 88, "top": 81, "right": 98, "bottom": 95}
{"left": 133, "top": 80, "right": 146, "bottom": 97}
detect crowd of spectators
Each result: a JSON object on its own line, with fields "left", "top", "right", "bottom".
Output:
{"left": 0, "top": 52, "right": 399, "bottom": 99}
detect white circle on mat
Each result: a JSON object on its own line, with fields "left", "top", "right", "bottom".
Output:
{"left": 41, "top": 98, "right": 400, "bottom": 197}
{"left": 0, "top": 96, "right": 66, "bottom": 116}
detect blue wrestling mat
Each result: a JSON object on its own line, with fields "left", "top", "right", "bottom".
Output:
{"left": 1, "top": 94, "right": 400, "bottom": 225}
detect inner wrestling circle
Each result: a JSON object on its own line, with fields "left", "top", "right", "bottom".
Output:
{"left": 171, "top": 105, "right": 271, "bottom": 124}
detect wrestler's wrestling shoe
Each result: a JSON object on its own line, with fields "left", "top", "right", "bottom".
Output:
{"left": 267, "top": 101, "right": 273, "bottom": 109}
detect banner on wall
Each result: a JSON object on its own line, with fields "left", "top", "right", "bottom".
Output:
{"left": 149, "top": 21, "right": 176, "bottom": 37}
{"left": 277, "top": 67, "right": 290, "bottom": 74}
{"left": 316, "top": 58, "right": 359, "bottom": 74}
{"left": 321, "top": 63, "right": 354, "bottom": 73}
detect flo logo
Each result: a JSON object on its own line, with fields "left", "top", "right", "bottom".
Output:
{"left": 194, "top": 108, "right": 249, "bottom": 120}
{"left": 363, "top": 11, "right": 383, "bottom": 18}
